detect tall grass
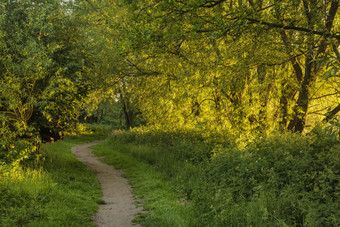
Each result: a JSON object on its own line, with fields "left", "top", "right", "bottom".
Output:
{"left": 92, "top": 141, "right": 197, "bottom": 226}
{"left": 95, "top": 127, "right": 340, "bottom": 226}
{"left": 0, "top": 131, "right": 107, "bottom": 226}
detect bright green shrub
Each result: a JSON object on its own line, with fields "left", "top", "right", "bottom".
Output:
{"left": 194, "top": 131, "right": 340, "bottom": 226}
{"left": 0, "top": 115, "right": 41, "bottom": 166}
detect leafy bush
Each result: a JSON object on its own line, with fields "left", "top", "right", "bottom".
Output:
{"left": 195, "top": 131, "right": 340, "bottom": 226}
{"left": 0, "top": 115, "right": 41, "bottom": 166}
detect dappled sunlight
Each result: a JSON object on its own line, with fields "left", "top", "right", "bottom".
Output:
{"left": 1, "top": 0, "right": 340, "bottom": 225}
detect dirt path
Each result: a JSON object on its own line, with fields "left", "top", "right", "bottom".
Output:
{"left": 71, "top": 140, "right": 142, "bottom": 227}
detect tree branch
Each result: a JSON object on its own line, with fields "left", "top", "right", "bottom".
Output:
{"left": 200, "top": 0, "right": 227, "bottom": 8}
{"left": 323, "top": 103, "right": 340, "bottom": 123}
{"left": 312, "top": 92, "right": 339, "bottom": 101}
{"left": 332, "top": 43, "right": 340, "bottom": 62}
{"left": 245, "top": 18, "right": 340, "bottom": 40}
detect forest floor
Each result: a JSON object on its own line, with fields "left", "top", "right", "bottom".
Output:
{"left": 71, "top": 140, "right": 142, "bottom": 227}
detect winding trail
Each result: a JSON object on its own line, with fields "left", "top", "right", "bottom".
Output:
{"left": 71, "top": 140, "right": 142, "bottom": 227}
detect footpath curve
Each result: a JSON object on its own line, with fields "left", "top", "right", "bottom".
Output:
{"left": 71, "top": 140, "right": 142, "bottom": 227}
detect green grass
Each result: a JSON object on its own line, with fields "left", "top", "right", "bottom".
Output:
{"left": 92, "top": 142, "right": 197, "bottom": 226}
{"left": 91, "top": 128, "right": 340, "bottom": 227}
{"left": 0, "top": 133, "right": 107, "bottom": 226}
{"left": 5, "top": 125, "right": 335, "bottom": 226}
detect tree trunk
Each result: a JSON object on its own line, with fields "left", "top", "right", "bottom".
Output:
{"left": 288, "top": 54, "right": 313, "bottom": 132}
{"left": 257, "top": 64, "right": 269, "bottom": 129}
{"left": 123, "top": 108, "right": 134, "bottom": 129}
{"left": 279, "top": 81, "right": 295, "bottom": 130}
{"left": 278, "top": 30, "right": 304, "bottom": 131}
{"left": 119, "top": 91, "right": 135, "bottom": 130}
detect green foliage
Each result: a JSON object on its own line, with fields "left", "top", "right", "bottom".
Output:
{"left": 113, "top": 126, "right": 236, "bottom": 165}
{"left": 0, "top": 0, "right": 95, "bottom": 163}
{"left": 82, "top": 123, "right": 115, "bottom": 136}
{"left": 93, "top": 0, "right": 340, "bottom": 134}
{"left": 80, "top": 99, "right": 144, "bottom": 129}
{"left": 0, "top": 135, "right": 104, "bottom": 226}
{"left": 196, "top": 131, "right": 340, "bottom": 226}
{"left": 0, "top": 115, "right": 40, "bottom": 165}
{"left": 92, "top": 141, "right": 197, "bottom": 227}
{"left": 99, "top": 128, "right": 340, "bottom": 226}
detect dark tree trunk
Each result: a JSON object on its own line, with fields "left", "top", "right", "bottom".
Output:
{"left": 123, "top": 109, "right": 134, "bottom": 129}
{"left": 288, "top": 54, "right": 313, "bottom": 132}
{"left": 119, "top": 91, "right": 135, "bottom": 130}
{"left": 279, "top": 95, "right": 288, "bottom": 129}
{"left": 257, "top": 64, "right": 270, "bottom": 129}
{"left": 278, "top": 30, "right": 304, "bottom": 131}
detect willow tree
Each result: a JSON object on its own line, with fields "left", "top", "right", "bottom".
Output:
{"left": 111, "top": 0, "right": 340, "bottom": 133}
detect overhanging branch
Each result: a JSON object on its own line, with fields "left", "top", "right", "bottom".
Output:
{"left": 245, "top": 18, "right": 340, "bottom": 40}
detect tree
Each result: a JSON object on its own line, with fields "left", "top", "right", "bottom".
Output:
{"left": 0, "top": 0, "right": 93, "bottom": 162}
{"left": 109, "top": 0, "right": 340, "bottom": 133}
{"left": 74, "top": 0, "right": 146, "bottom": 129}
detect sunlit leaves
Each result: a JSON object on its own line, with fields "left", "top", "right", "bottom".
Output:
{"left": 0, "top": 0, "right": 94, "bottom": 162}
{"left": 104, "top": 0, "right": 340, "bottom": 133}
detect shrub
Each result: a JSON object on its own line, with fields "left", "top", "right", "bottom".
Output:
{"left": 0, "top": 115, "right": 41, "bottom": 166}
{"left": 195, "top": 131, "right": 340, "bottom": 226}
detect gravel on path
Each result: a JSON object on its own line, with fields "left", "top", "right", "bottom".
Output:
{"left": 72, "top": 141, "right": 142, "bottom": 227}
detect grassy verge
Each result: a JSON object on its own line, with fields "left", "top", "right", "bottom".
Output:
{"left": 0, "top": 133, "right": 107, "bottom": 226}
{"left": 92, "top": 141, "right": 198, "bottom": 226}
{"left": 92, "top": 128, "right": 340, "bottom": 226}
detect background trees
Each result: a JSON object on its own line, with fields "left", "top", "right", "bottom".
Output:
{"left": 1, "top": 0, "right": 339, "bottom": 163}
{"left": 99, "top": 0, "right": 340, "bottom": 134}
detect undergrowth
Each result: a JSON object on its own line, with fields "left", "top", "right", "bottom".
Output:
{"left": 94, "top": 127, "right": 340, "bottom": 226}
{"left": 0, "top": 125, "right": 109, "bottom": 226}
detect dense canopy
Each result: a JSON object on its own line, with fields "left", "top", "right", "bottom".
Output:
{"left": 1, "top": 1, "right": 339, "bottom": 226}
{"left": 1, "top": 0, "right": 340, "bottom": 161}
